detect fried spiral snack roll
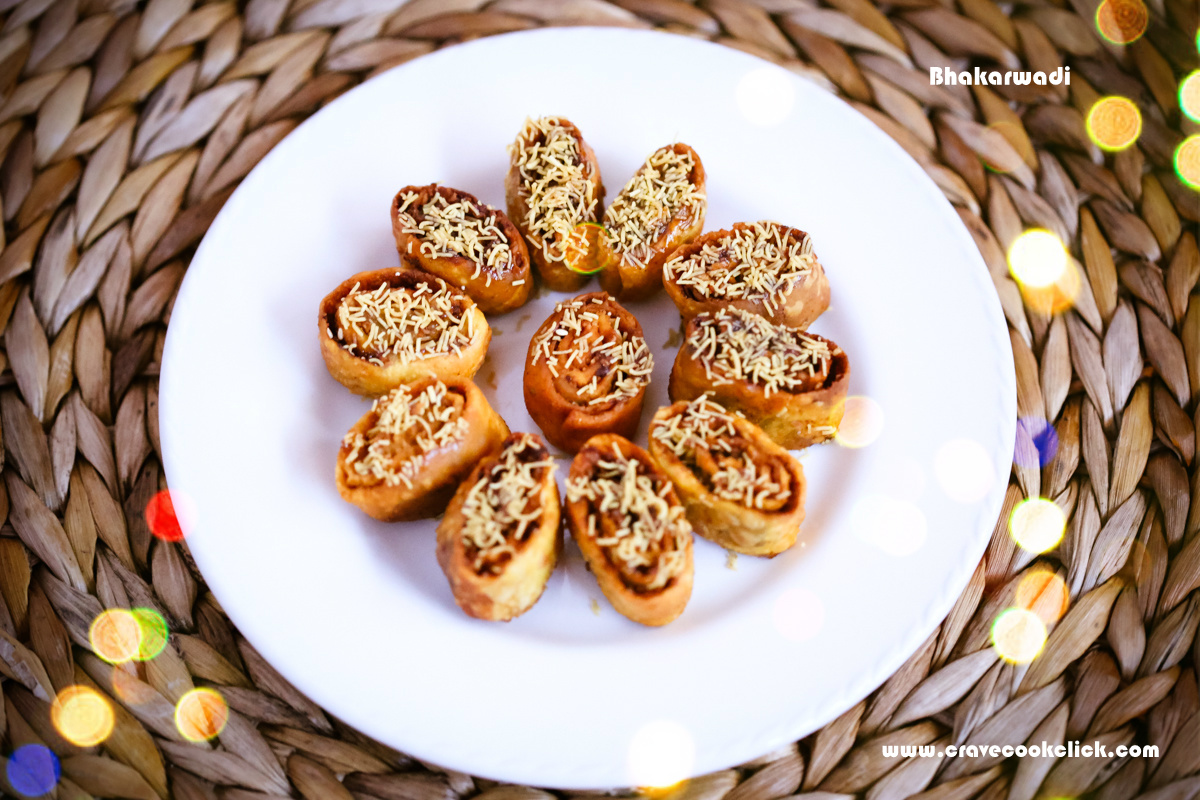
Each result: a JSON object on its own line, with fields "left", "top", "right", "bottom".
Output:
{"left": 505, "top": 117, "right": 605, "bottom": 292}
{"left": 319, "top": 267, "right": 490, "bottom": 396}
{"left": 436, "top": 433, "right": 561, "bottom": 621}
{"left": 669, "top": 307, "right": 849, "bottom": 450}
{"left": 523, "top": 292, "right": 653, "bottom": 454}
{"left": 566, "top": 434, "right": 693, "bottom": 626}
{"left": 649, "top": 398, "right": 806, "bottom": 557}
{"left": 663, "top": 222, "right": 830, "bottom": 329}
{"left": 392, "top": 184, "right": 531, "bottom": 314}
{"left": 599, "top": 143, "right": 706, "bottom": 301}
{"left": 337, "top": 376, "right": 509, "bottom": 522}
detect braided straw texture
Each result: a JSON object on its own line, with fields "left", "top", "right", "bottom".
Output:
{"left": 0, "top": 0, "right": 1197, "bottom": 797}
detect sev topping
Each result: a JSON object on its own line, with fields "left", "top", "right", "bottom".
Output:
{"left": 396, "top": 189, "right": 514, "bottom": 277}
{"left": 509, "top": 117, "right": 599, "bottom": 263}
{"left": 664, "top": 222, "right": 816, "bottom": 314}
{"left": 460, "top": 435, "right": 556, "bottom": 575}
{"left": 341, "top": 381, "right": 467, "bottom": 490}
{"left": 686, "top": 307, "right": 833, "bottom": 397}
{"left": 530, "top": 295, "right": 653, "bottom": 407}
{"left": 603, "top": 146, "right": 705, "bottom": 270}
{"left": 330, "top": 276, "right": 475, "bottom": 367}
{"left": 651, "top": 397, "right": 794, "bottom": 511}
{"left": 567, "top": 443, "right": 691, "bottom": 592}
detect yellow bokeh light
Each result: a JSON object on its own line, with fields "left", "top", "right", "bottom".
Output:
{"left": 835, "top": 396, "right": 884, "bottom": 448}
{"left": 1009, "top": 497, "right": 1067, "bottom": 554}
{"left": 1181, "top": 72, "right": 1200, "bottom": 124}
{"left": 1087, "top": 96, "right": 1142, "bottom": 151}
{"left": 934, "top": 439, "right": 995, "bottom": 503}
{"left": 1008, "top": 229, "right": 1067, "bottom": 289}
{"left": 1095, "top": 0, "right": 1148, "bottom": 44}
{"left": 992, "top": 608, "right": 1047, "bottom": 664}
{"left": 1015, "top": 570, "right": 1070, "bottom": 624}
{"left": 51, "top": 686, "right": 115, "bottom": 747}
{"left": 1176, "top": 136, "right": 1200, "bottom": 191}
{"left": 89, "top": 609, "right": 142, "bottom": 665}
{"left": 628, "top": 721, "right": 695, "bottom": 790}
{"left": 175, "top": 688, "right": 229, "bottom": 742}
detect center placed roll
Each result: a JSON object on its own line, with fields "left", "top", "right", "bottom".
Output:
{"left": 523, "top": 292, "right": 653, "bottom": 454}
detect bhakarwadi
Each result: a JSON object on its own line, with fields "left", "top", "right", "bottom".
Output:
{"left": 319, "top": 267, "right": 489, "bottom": 396}
{"left": 649, "top": 397, "right": 806, "bottom": 557}
{"left": 566, "top": 434, "right": 694, "bottom": 626}
{"left": 392, "top": 184, "right": 531, "bottom": 314}
{"left": 436, "top": 433, "right": 561, "bottom": 622}
{"left": 663, "top": 221, "right": 830, "bottom": 329}
{"left": 336, "top": 376, "right": 508, "bottom": 522}
{"left": 669, "top": 307, "right": 849, "bottom": 449}
{"left": 523, "top": 292, "right": 653, "bottom": 454}
{"left": 599, "top": 143, "right": 706, "bottom": 301}
{"left": 506, "top": 117, "right": 605, "bottom": 291}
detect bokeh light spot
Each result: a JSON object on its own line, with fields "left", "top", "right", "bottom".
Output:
{"left": 992, "top": 608, "right": 1047, "bottom": 664}
{"left": 736, "top": 67, "right": 796, "bottom": 127}
{"left": 564, "top": 222, "right": 607, "bottom": 275}
{"left": 7, "top": 745, "right": 60, "bottom": 797}
{"left": 1015, "top": 417, "right": 1059, "bottom": 468}
{"left": 1008, "top": 230, "right": 1068, "bottom": 289}
{"left": 89, "top": 608, "right": 141, "bottom": 665}
{"left": 852, "top": 495, "right": 927, "bottom": 556}
{"left": 1175, "top": 136, "right": 1200, "bottom": 191}
{"left": 773, "top": 588, "right": 825, "bottom": 642}
{"left": 145, "top": 489, "right": 196, "bottom": 542}
{"left": 1010, "top": 497, "right": 1067, "bottom": 554}
{"left": 934, "top": 439, "right": 995, "bottom": 504}
{"left": 1181, "top": 71, "right": 1200, "bottom": 123}
{"left": 1016, "top": 570, "right": 1070, "bottom": 624}
{"left": 835, "top": 396, "right": 884, "bottom": 448}
{"left": 1086, "top": 96, "right": 1142, "bottom": 151}
{"left": 175, "top": 688, "right": 229, "bottom": 742}
{"left": 52, "top": 686, "right": 115, "bottom": 747}
{"left": 1095, "top": 0, "right": 1148, "bottom": 44}
{"left": 133, "top": 608, "right": 169, "bottom": 661}
{"left": 628, "top": 721, "right": 695, "bottom": 790}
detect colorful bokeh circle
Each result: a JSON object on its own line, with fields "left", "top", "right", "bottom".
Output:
{"left": 1008, "top": 229, "right": 1068, "bottom": 289}
{"left": 52, "top": 686, "right": 115, "bottom": 747}
{"left": 564, "top": 222, "right": 608, "bottom": 275}
{"left": 6, "top": 744, "right": 60, "bottom": 797}
{"left": 1175, "top": 136, "right": 1200, "bottom": 191}
{"left": 145, "top": 489, "right": 196, "bottom": 541}
{"left": 134, "top": 607, "right": 169, "bottom": 661}
{"left": 175, "top": 688, "right": 230, "bottom": 742}
{"left": 1095, "top": 0, "right": 1149, "bottom": 44}
{"left": 1086, "top": 96, "right": 1142, "bottom": 151}
{"left": 992, "top": 607, "right": 1048, "bottom": 664}
{"left": 89, "top": 608, "right": 141, "bottom": 664}
{"left": 1181, "top": 71, "right": 1200, "bottom": 124}
{"left": 1009, "top": 497, "right": 1067, "bottom": 554}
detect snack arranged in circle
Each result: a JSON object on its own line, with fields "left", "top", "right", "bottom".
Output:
{"left": 566, "top": 434, "right": 694, "bottom": 626}
{"left": 436, "top": 432, "right": 561, "bottom": 622}
{"left": 523, "top": 292, "right": 653, "bottom": 454}
{"left": 337, "top": 376, "right": 509, "bottom": 522}
{"left": 649, "top": 397, "right": 806, "bottom": 557}
{"left": 663, "top": 221, "right": 830, "bottom": 329}
{"left": 506, "top": 116, "right": 605, "bottom": 292}
{"left": 669, "top": 307, "right": 848, "bottom": 449}
{"left": 600, "top": 143, "right": 707, "bottom": 301}
{"left": 319, "top": 267, "right": 490, "bottom": 396}
{"left": 392, "top": 184, "right": 531, "bottom": 314}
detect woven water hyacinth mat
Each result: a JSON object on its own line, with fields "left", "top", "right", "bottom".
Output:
{"left": 0, "top": 0, "right": 1197, "bottom": 797}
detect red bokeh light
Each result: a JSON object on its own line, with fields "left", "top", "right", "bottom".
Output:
{"left": 145, "top": 490, "right": 186, "bottom": 541}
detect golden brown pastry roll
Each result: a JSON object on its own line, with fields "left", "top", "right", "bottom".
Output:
{"left": 436, "top": 433, "right": 561, "bottom": 621}
{"left": 505, "top": 117, "right": 605, "bottom": 292}
{"left": 392, "top": 184, "right": 531, "bottom": 314}
{"left": 337, "top": 376, "right": 508, "bottom": 521}
{"left": 319, "top": 267, "right": 490, "bottom": 396}
{"left": 662, "top": 221, "right": 830, "bottom": 329}
{"left": 523, "top": 292, "right": 653, "bottom": 454}
{"left": 566, "top": 434, "right": 693, "bottom": 626}
{"left": 669, "top": 307, "right": 849, "bottom": 449}
{"left": 649, "top": 397, "right": 806, "bottom": 557}
{"left": 599, "top": 143, "right": 706, "bottom": 301}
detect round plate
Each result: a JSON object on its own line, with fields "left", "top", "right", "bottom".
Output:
{"left": 161, "top": 28, "right": 1015, "bottom": 789}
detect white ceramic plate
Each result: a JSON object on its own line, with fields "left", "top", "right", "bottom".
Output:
{"left": 160, "top": 28, "right": 1015, "bottom": 789}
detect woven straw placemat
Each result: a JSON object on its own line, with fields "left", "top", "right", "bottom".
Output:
{"left": 0, "top": 0, "right": 1196, "bottom": 797}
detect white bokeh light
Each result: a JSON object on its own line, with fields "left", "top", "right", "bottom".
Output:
{"left": 628, "top": 720, "right": 695, "bottom": 789}
{"left": 736, "top": 68, "right": 796, "bottom": 127}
